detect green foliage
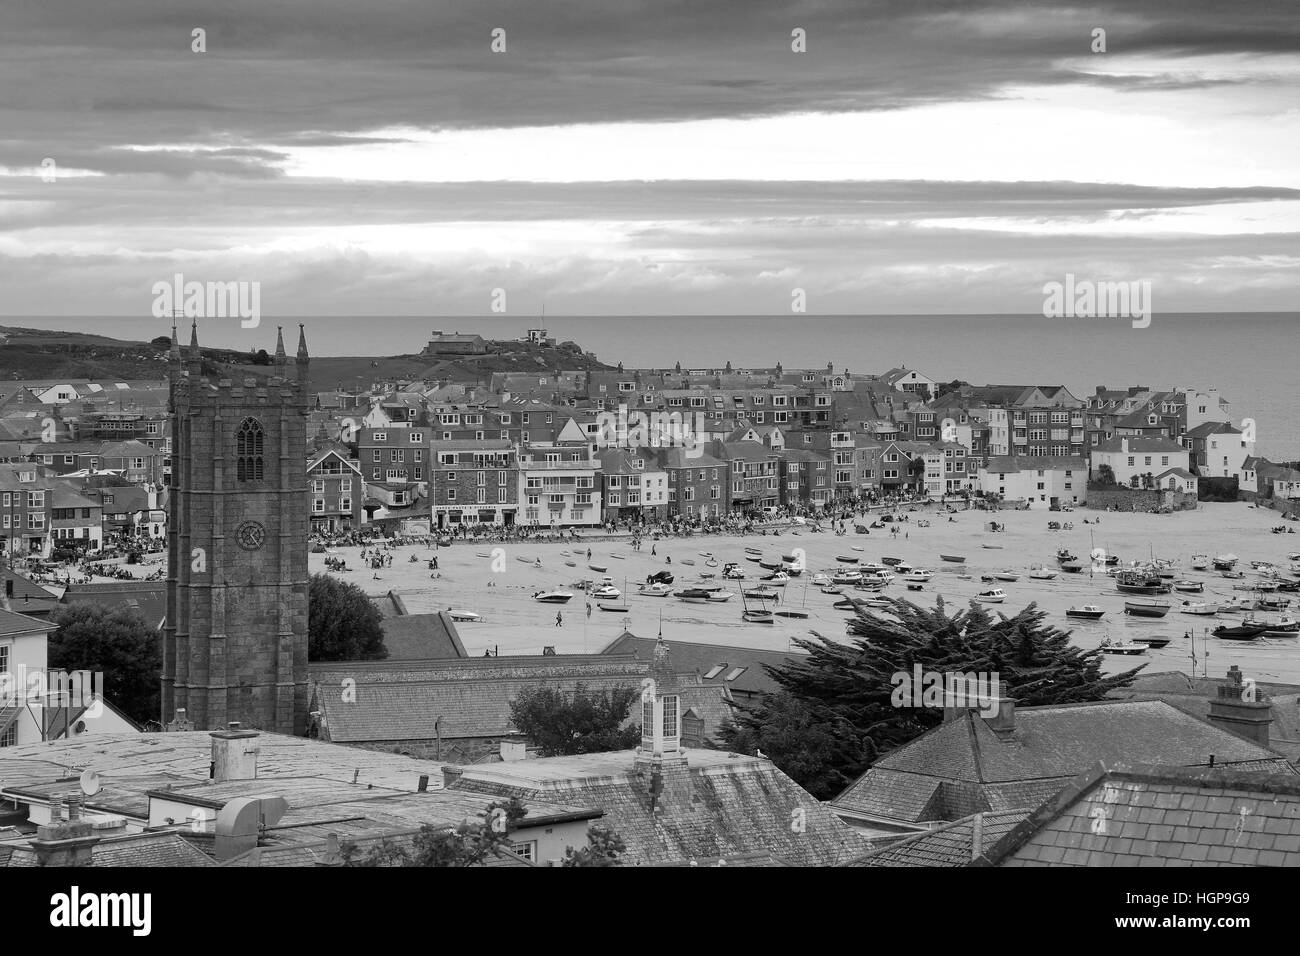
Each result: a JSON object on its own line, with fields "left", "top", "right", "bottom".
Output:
{"left": 509, "top": 683, "right": 640, "bottom": 756}
{"left": 561, "top": 825, "right": 627, "bottom": 866}
{"left": 48, "top": 603, "right": 161, "bottom": 725}
{"left": 308, "top": 573, "right": 387, "bottom": 661}
{"left": 1096, "top": 463, "right": 1117, "bottom": 487}
{"left": 343, "top": 798, "right": 528, "bottom": 867}
{"left": 721, "top": 597, "right": 1145, "bottom": 799}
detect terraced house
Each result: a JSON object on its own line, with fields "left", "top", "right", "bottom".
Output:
{"left": 517, "top": 443, "right": 601, "bottom": 527}
{"left": 652, "top": 447, "right": 730, "bottom": 520}
{"left": 430, "top": 439, "right": 518, "bottom": 529}
{"left": 710, "top": 440, "right": 780, "bottom": 513}
{"left": 0, "top": 464, "right": 50, "bottom": 557}
{"left": 306, "top": 447, "right": 363, "bottom": 533}
{"left": 596, "top": 449, "right": 669, "bottom": 523}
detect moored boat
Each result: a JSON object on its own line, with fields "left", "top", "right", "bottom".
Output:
{"left": 976, "top": 588, "right": 1007, "bottom": 603}
{"left": 706, "top": 590, "right": 734, "bottom": 603}
{"left": 940, "top": 554, "right": 966, "bottom": 563}
{"left": 994, "top": 570, "right": 1020, "bottom": 582}
{"left": 1132, "top": 636, "right": 1171, "bottom": 649}
{"left": 774, "top": 609, "right": 810, "bottom": 619}
{"left": 1059, "top": 561, "right": 1085, "bottom": 574}
{"left": 1190, "top": 553, "right": 1209, "bottom": 570}
{"left": 598, "top": 602, "right": 630, "bottom": 612}
{"left": 638, "top": 583, "right": 672, "bottom": 597}
{"left": 1028, "top": 565, "right": 1058, "bottom": 580}
{"left": 675, "top": 588, "right": 711, "bottom": 604}
{"left": 1173, "top": 580, "right": 1203, "bottom": 593}
{"left": 1101, "top": 640, "right": 1147, "bottom": 655}
{"left": 1212, "top": 554, "right": 1238, "bottom": 570}
{"left": 1124, "top": 599, "right": 1171, "bottom": 618}
{"left": 1115, "top": 570, "right": 1171, "bottom": 595}
{"left": 448, "top": 610, "right": 481, "bottom": 622}
{"left": 836, "top": 555, "right": 860, "bottom": 564}
{"left": 743, "top": 586, "right": 780, "bottom": 600}
{"left": 1066, "top": 605, "right": 1105, "bottom": 620}
{"left": 589, "top": 564, "right": 608, "bottom": 573}
{"left": 1179, "top": 601, "right": 1218, "bottom": 615}
{"left": 1213, "top": 622, "right": 1267, "bottom": 641}
{"left": 743, "top": 609, "right": 774, "bottom": 624}
{"left": 904, "top": 569, "right": 934, "bottom": 582}
{"left": 533, "top": 590, "right": 575, "bottom": 604}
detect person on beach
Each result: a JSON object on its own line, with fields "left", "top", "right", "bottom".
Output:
{"left": 652, "top": 545, "right": 657, "bottom": 556}
{"left": 555, "top": 611, "right": 563, "bottom": 627}
{"left": 586, "top": 602, "right": 592, "bottom": 617}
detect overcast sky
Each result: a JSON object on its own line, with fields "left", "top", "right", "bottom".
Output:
{"left": 1, "top": 0, "right": 1297, "bottom": 319}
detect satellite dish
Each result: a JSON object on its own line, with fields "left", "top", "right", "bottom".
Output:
{"left": 79, "top": 769, "right": 101, "bottom": 796}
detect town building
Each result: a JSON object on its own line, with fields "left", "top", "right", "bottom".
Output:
{"left": 429, "top": 439, "right": 518, "bottom": 529}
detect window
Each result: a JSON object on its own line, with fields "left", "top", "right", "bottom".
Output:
{"left": 447, "top": 489, "right": 456, "bottom": 501}
{"left": 373, "top": 432, "right": 387, "bottom": 442}
{"left": 661, "top": 695, "right": 678, "bottom": 737}
{"left": 313, "top": 498, "right": 325, "bottom": 513}
{"left": 411, "top": 432, "right": 423, "bottom": 442}
{"left": 498, "top": 488, "right": 507, "bottom": 503}
{"left": 724, "top": 667, "right": 747, "bottom": 682}
{"left": 236, "top": 417, "right": 265, "bottom": 480}
{"left": 509, "top": 841, "right": 536, "bottom": 862}
{"left": 703, "top": 664, "right": 726, "bottom": 680}
{"left": 340, "top": 497, "right": 352, "bottom": 511}
{"left": 372, "top": 450, "right": 381, "bottom": 463}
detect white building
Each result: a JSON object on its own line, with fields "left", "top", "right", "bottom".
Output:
{"left": 1089, "top": 437, "right": 1191, "bottom": 489}
{"left": 977, "top": 455, "right": 1088, "bottom": 507}
{"left": 518, "top": 445, "right": 602, "bottom": 527}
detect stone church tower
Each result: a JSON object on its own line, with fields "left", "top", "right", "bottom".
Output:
{"left": 162, "top": 323, "right": 311, "bottom": 734}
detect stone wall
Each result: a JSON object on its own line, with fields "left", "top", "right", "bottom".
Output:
{"left": 1084, "top": 487, "right": 1198, "bottom": 512}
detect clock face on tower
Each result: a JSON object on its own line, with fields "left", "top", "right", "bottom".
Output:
{"left": 235, "top": 520, "right": 266, "bottom": 551}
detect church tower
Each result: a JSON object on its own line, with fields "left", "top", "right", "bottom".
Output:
{"left": 162, "top": 323, "right": 311, "bottom": 734}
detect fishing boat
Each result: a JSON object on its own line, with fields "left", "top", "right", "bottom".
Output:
{"left": 611, "top": 553, "right": 625, "bottom": 560}
{"left": 589, "top": 564, "right": 608, "bottom": 573}
{"left": 1059, "top": 561, "right": 1085, "bottom": 574}
{"left": 982, "top": 544, "right": 1004, "bottom": 550}
{"left": 1213, "top": 622, "right": 1267, "bottom": 641}
{"left": 904, "top": 569, "right": 934, "bottom": 582}
{"left": 1028, "top": 565, "right": 1058, "bottom": 580}
{"left": 743, "top": 609, "right": 775, "bottom": 624}
{"left": 1101, "top": 640, "right": 1147, "bottom": 656}
{"left": 1218, "top": 596, "right": 1254, "bottom": 613}
{"left": 675, "top": 588, "right": 711, "bottom": 604}
{"left": 516, "top": 555, "right": 534, "bottom": 564}
{"left": 1105, "top": 555, "right": 1120, "bottom": 566}
{"left": 1124, "top": 599, "right": 1171, "bottom": 618}
{"left": 781, "top": 553, "right": 799, "bottom": 565}
{"left": 774, "top": 608, "right": 810, "bottom": 619}
{"left": 1066, "top": 605, "right": 1105, "bottom": 620}
{"left": 744, "top": 554, "right": 763, "bottom": 563}
{"left": 1132, "top": 636, "right": 1172, "bottom": 649}
{"left": 1173, "top": 580, "right": 1203, "bottom": 593}
{"left": 833, "top": 598, "right": 858, "bottom": 611}
{"left": 591, "top": 585, "right": 621, "bottom": 600}
{"left": 811, "top": 572, "right": 831, "bottom": 586}
{"left": 976, "top": 588, "right": 1007, "bottom": 603}
{"left": 880, "top": 557, "right": 903, "bottom": 566}
{"left": 638, "top": 583, "right": 672, "bottom": 597}
{"left": 994, "top": 570, "right": 1020, "bottom": 582}
{"left": 1212, "top": 554, "right": 1239, "bottom": 570}
{"left": 894, "top": 562, "right": 913, "bottom": 574}
{"left": 475, "top": 551, "right": 491, "bottom": 558}
{"left": 533, "top": 590, "right": 575, "bottom": 604}
{"left": 832, "top": 570, "right": 863, "bottom": 584}
{"left": 863, "top": 598, "right": 892, "bottom": 608}
{"left": 836, "top": 555, "right": 860, "bottom": 564}
{"left": 940, "top": 554, "right": 966, "bottom": 563}
{"left": 1257, "top": 595, "right": 1292, "bottom": 610}
{"left": 1179, "top": 601, "right": 1218, "bottom": 615}
{"left": 598, "top": 602, "right": 630, "bottom": 612}
{"left": 744, "top": 586, "right": 780, "bottom": 600}
{"left": 758, "top": 558, "right": 782, "bottom": 570}
{"left": 564, "top": 560, "right": 577, "bottom": 567}
{"left": 1221, "top": 569, "right": 1245, "bottom": 579}
{"left": 1115, "top": 570, "right": 1171, "bottom": 595}
{"left": 1263, "top": 618, "right": 1299, "bottom": 638}
{"left": 1190, "top": 554, "right": 1209, "bottom": 570}
{"left": 680, "top": 559, "right": 696, "bottom": 567}
{"left": 699, "top": 551, "right": 713, "bottom": 558}
{"left": 447, "top": 610, "right": 481, "bottom": 622}
{"left": 1056, "top": 549, "right": 1078, "bottom": 563}
{"left": 762, "top": 571, "right": 791, "bottom": 584}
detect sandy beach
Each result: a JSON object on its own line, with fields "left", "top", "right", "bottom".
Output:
{"left": 307, "top": 501, "right": 1300, "bottom": 686}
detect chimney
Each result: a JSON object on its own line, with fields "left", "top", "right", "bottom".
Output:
{"left": 442, "top": 766, "right": 464, "bottom": 789}
{"left": 1120, "top": 437, "right": 1129, "bottom": 454}
{"left": 31, "top": 794, "right": 99, "bottom": 866}
{"left": 210, "top": 723, "right": 260, "bottom": 782}
{"left": 1207, "top": 666, "right": 1272, "bottom": 748}
{"left": 982, "top": 697, "right": 1017, "bottom": 734}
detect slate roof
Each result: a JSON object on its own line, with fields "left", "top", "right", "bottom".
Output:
{"left": 977, "top": 763, "right": 1300, "bottom": 867}
{"left": 379, "top": 612, "right": 468, "bottom": 661}
{"left": 600, "top": 631, "right": 800, "bottom": 698}
{"left": 60, "top": 582, "right": 167, "bottom": 630}
{"left": 831, "top": 700, "right": 1297, "bottom": 825}
{"left": 0, "top": 570, "right": 59, "bottom": 616}
{"left": 446, "top": 749, "right": 872, "bottom": 866}
{"left": 0, "top": 607, "right": 53, "bottom": 638}
{"left": 844, "top": 808, "right": 1031, "bottom": 867}
{"left": 309, "top": 654, "right": 735, "bottom": 743}
{"left": 1092, "top": 437, "right": 1187, "bottom": 454}
{"left": 4, "top": 831, "right": 216, "bottom": 868}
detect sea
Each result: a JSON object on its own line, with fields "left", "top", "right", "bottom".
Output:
{"left": 8, "top": 312, "right": 1297, "bottom": 459}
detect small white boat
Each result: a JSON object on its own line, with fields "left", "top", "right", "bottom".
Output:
{"left": 447, "top": 610, "right": 481, "bottom": 622}
{"left": 1028, "top": 565, "right": 1058, "bottom": 580}
{"left": 706, "top": 590, "right": 734, "bottom": 603}
{"left": 851, "top": 546, "right": 865, "bottom": 553}
{"left": 744, "top": 547, "right": 763, "bottom": 556}
{"left": 762, "top": 571, "right": 790, "bottom": 584}
{"left": 515, "top": 556, "right": 533, "bottom": 564}
{"left": 976, "top": 588, "right": 1007, "bottom": 603}
{"left": 904, "top": 569, "right": 934, "bottom": 582}
{"left": 611, "top": 553, "right": 625, "bottom": 560}
{"left": 475, "top": 551, "right": 491, "bottom": 558}
{"left": 743, "top": 609, "right": 774, "bottom": 624}
{"left": 533, "top": 590, "right": 574, "bottom": 604}
{"left": 591, "top": 585, "right": 621, "bottom": 600}
{"left": 1172, "top": 580, "right": 1203, "bottom": 593}
{"left": 597, "top": 602, "right": 630, "bottom": 613}
{"left": 994, "top": 570, "right": 1020, "bottom": 582}
{"left": 1101, "top": 640, "right": 1147, "bottom": 656}
{"left": 699, "top": 551, "right": 713, "bottom": 557}
{"left": 811, "top": 572, "right": 831, "bottom": 586}
{"left": 638, "top": 583, "right": 672, "bottom": 597}
{"left": 1066, "top": 605, "right": 1105, "bottom": 620}
{"left": 1190, "top": 554, "right": 1209, "bottom": 570}
{"left": 832, "top": 570, "right": 863, "bottom": 584}
{"left": 1179, "top": 601, "right": 1219, "bottom": 615}
{"left": 774, "top": 608, "right": 810, "bottom": 619}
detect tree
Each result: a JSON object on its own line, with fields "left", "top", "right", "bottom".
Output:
{"left": 308, "top": 574, "right": 387, "bottom": 661}
{"left": 509, "top": 684, "right": 640, "bottom": 756}
{"left": 344, "top": 798, "right": 528, "bottom": 867}
{"left": 250, "top": 348, "right": 272, "bottom": 366}
{"left": 1096, "top": 464, "right": 1116, "bottom": 487}
{"left": 150, "top": 335, "right": 173, "bottom": 348}
{"left": 722, "top": 597, "right": 1144, "bottom": 798}
{"left": 48, "top": 604, "right": 162, "bottom": 725}
{"left": 933, "top": 380, "right": 971, "bottom": 401}
{"left": 562, "top": 825, "right": 628, "bottom": 866}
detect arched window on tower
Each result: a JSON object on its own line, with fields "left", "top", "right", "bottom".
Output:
{"left": 236, "top": 417, "right": 265, "bottom": 481}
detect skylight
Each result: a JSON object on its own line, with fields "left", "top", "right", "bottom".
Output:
{"left": 703, "top": 665, "right": 726, "bottom": 680}
{"left": 724, "top": 667, "right": 747, "bottom": 682}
